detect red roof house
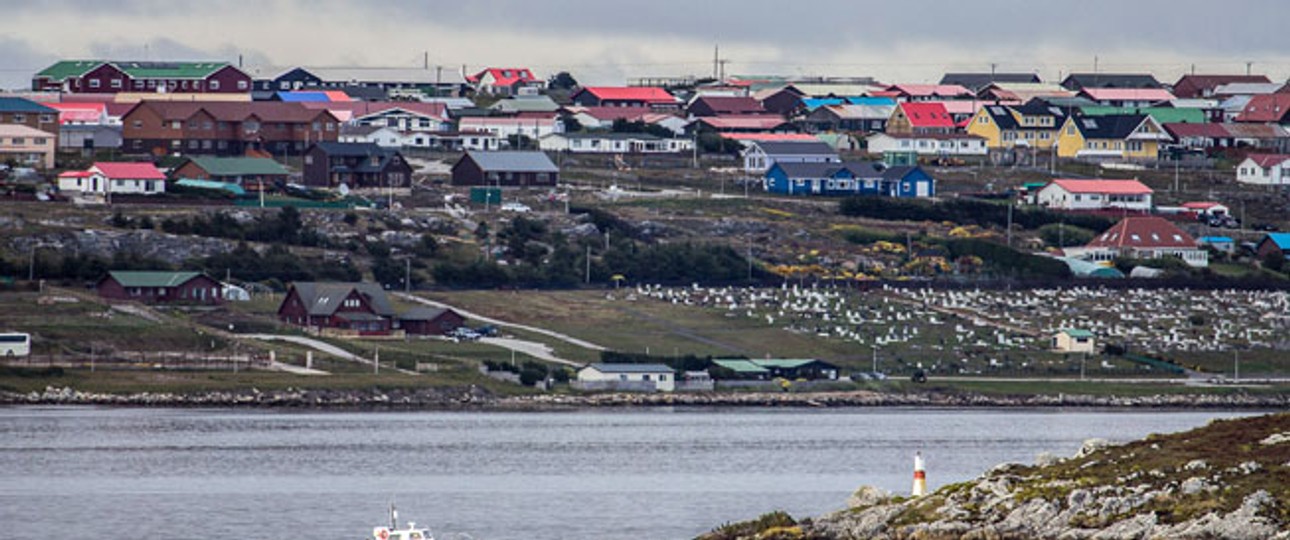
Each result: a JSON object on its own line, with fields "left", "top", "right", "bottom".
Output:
{"left": 1235, "top": 94, "right": 1290, "bottom": 123}
{"left": 93, "top": 161, "right": 166, "bottom": 180}
{"left": 887, "top": 102, "right": 955, "bottom": 134}
{"left": 571, "top": 87, "right": 679, "bottom": 110}
{"left": 467, "top": 67, "right": 540, "bottom": 95}
{"left": 1065, "top": 216, "right": 1207, "bottom": 267}
{"left": 1035, "top": 179, "right": 1153, "bottom": 211}
{"left": 883, "top": 84, "right": 974, "bottom": 101}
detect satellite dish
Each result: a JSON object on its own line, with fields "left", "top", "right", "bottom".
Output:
{"left": 338, "top": 183, "right": 351, "bottom": 196}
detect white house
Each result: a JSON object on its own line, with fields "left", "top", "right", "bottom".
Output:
{"left": 1035, "top": 178, "right": 1153, "bottom": 212}
{"left": 404, "top": 130, "right": 502, "bottom": 152}
{"left": 865, "top": 133, "right": 988, "bottom": 157}
{"left": 1052, "top": 329, "right": 1096, "bottom": 354}
{"left": 58, "top": 161, "right": 166, "bottom": 196}
{"left": 741, "top": 140, "right": 839, "bottom": 175}
{"left": 575, "top": 363, "right": 676, "bottom": 392}
{"left": 1235, "top": 154, "right": 1290, "bottom": 185}
{"left": 339, "top": 125, "right": 404, "bottom": 148}
{"left": 538, "top": 132, "right": 693, "bottom": 154}
{"left": 458, "top": 117, "right": 562, "bottom": 142}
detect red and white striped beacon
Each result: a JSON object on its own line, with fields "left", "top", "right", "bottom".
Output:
{"left": 911, "top": 451, "right": 927, "bottom": 497}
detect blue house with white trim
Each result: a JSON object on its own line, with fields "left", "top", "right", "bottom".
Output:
{"left": 765, "top": 161, "right": 935, "bottom": 198}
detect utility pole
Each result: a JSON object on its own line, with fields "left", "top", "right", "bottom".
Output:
{"left": 990, "top": 62, "right": 997, "bottom": 80}
{"left": 872, "top": 347, "right": 878, "bottom": 374}
{"left": 713, "top": 44, "right": 719, "bottom": 79}
{"left": 1246, "top": 61, "right": 1253, "bottom": 76}
{"left": 1006, "top": 204, "right": 1014, "bottom": 248}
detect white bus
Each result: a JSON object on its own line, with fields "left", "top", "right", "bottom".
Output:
{"left": 0, "top": 332, "right": 31, "bottom": 357}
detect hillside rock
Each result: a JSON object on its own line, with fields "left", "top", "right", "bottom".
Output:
{"left": 709, "top": 414, "right": 1290, "bottom": 540}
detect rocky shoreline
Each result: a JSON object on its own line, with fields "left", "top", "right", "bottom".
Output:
{"left": 700, "top": 413, "right": 1290, "bottom": 540}
{"left": 2, "top": 386, "right": 1287, "bottom": 410}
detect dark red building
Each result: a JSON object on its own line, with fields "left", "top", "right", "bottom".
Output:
{"left": 32, "top": 60, "right": 252, "bottom": 94}
{"left": 96, "top": 271, "right": 224, "bottom": 305}
{"left": 450, "top": 150, "right": 558, "bottom": 187}
{"left": 302, "top": 142, "right": 412, "bottom": 188}
{"left": 277, "top": 282, "right": 396, "bottom": 334}
{"left": 122, "top": 101, "right": 339, "bottom": 157}
{"left": 399, "top": 307, "right": 466, "bottom": 336}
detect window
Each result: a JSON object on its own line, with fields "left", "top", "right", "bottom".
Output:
{"left": 188, "top": 140, "right": 199, "bottom": 149}
{"left": 209, "top": 80, "right": 220, "bottom": 90}
{"left": 111, "top": 79, "right": 122, "bottom": 89}
{"left": 133, "top": 80, "right": 144, "bottom": 89}
{"left": 34, "top": 138, "right": 45, "bottom": 145}
{"left": 39, "top": 114, "right": 53, "bottom": 123}
{"left": 89, "top": 79, "right": 101, "bottom": 88}
{"left": 304, "top": 155, "right": 313, "bottom": 165}
{"left": 217, "top": 140, "right": 227, "bottom": 149}
{"left": 12, "top": 138, "right": 22, "bottom": 145}
{"left": 147, "top": 80, "right": 156, "bottom": 89}
{"left": 181, "top": 81, "right": 189, "bottom": 90}
{"left": 237, "top": 80, "right": 248, "bottom": 90}
{"left": 12, "top": 113, "right": 23, "bottom": 122}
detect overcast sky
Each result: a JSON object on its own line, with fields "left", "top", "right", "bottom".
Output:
{"left": 2, "top": 0, "right": 1288, "bottom": 90}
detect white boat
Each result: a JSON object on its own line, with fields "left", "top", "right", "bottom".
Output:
{"left": 370, "top": 504, "right": 434, "bottom": 540}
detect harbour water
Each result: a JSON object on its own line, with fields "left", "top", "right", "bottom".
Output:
{"left": 0, "top": 407, "right": 1258, "bottom": 539}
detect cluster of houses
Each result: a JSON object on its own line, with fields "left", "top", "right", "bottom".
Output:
{"left": 7, "top": 60, "right": 1290, "bottom": 191}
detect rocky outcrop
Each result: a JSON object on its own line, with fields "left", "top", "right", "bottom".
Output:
{"left": 9, "top": 229, "right": 236, "bottom": 265}
{"left": 792, "top": 414, "right": 1290, "bottom": 540}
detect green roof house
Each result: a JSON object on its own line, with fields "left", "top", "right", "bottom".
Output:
{"left": 95, "top": 271, "right": 224, "bottom": 305}
{"left": 173, "top": 156, "right": 290, "bottom": 187}
{"left": 32, "top": 60, "right": 251, "bottom": 94}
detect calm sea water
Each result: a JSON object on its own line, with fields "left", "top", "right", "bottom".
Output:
{"left": 0, "top": 407, "right": 1258, "bottom": 540}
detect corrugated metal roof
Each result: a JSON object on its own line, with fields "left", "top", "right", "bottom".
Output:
{"left": 585, "top": 363, "right": 674, "bottom": 374}
{"left": 0, "top": 97, "right": 58, "bottom": 114}
{"left": 187, "top": 156, "right": 289, "bottom": 176}
{"left": 107, "top": 271, "right": 205, "bottom": 288}
{"left": 290, "top": 282, "right": 396, "bottom": 317}
{"left": 464, "top": 151, "right": 558, "bottom": 173}
{"left": 711, "top": 359, "right": 770, "bottom": 373}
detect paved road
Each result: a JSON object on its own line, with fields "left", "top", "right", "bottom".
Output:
{"left": 479, "top": 337, "right": 580, "bottom": 367}
{"left": 265, "top": 360, "right": 330, "bottom": 376}
{"left": 395, "top": 293, "right": 608, "bottom": 352}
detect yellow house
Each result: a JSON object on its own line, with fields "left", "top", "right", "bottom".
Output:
{"left": 1056, "top": 114, "right": 1167, "bottom": 159}
{"left": 967, "top": 102, "right": 1064, "bottom": 149}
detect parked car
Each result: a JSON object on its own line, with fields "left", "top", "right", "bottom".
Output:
{"left": 449, "top": 327, "right": 481, "bottom": 341}
{"left": 500, "top": 202, "right": 531, "bottom": 213}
